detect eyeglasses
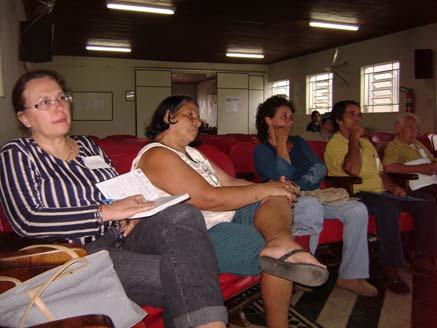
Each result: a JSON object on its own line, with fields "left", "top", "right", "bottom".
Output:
{"left": 23, "top": 94, "right": 73, "bottom": 111}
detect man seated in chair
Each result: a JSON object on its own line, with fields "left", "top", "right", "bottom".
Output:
{"left": 383, "top": 113, "right": 437, "bottom": 202}
{"left": 324, "top": 100, "right": 437, "bottom": 294}
{"left": 303, "top": 113, "right": 335, "bottom": 142}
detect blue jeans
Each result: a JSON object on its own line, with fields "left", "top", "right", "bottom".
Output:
{"left": 86, "top": 204, "right": 227, "bottom": 328}
{"left": 293, "top": 196, "right": 370, "bottom": 279}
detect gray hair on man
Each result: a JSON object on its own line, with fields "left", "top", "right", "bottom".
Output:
{"left": 395, "top": 112, "right": 421, "bottom": 127}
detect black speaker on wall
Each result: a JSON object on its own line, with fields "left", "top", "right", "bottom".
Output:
{"left": 414, "top": 49, "right": 433, "bottom": 79}
{"left": 19, "top": 20, "right": 53, "bottom": 63}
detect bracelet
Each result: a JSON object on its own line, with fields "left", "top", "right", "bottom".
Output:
{"left": 96, "top": 205, "right": 104, "bottom": 227}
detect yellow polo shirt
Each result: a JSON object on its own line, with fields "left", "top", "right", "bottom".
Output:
{"left": 324, "top": 132, "right": 384, "bottom": 193}
{"left": 382, "top": 137, "right": 435, "bottom": 165}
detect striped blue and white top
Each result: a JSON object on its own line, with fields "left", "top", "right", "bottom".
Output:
{"left": 0, "top": 136, "right": 117, "bottom": 245}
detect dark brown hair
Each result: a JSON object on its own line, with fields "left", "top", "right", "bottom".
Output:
{"left": 12, "top": 70, "right": 67, "bottom": 113}
{"left": 146, "top": 95, "right": 197, "bottom": 139}
{"left": 255, "top": 95, "right": 294, "bottom": 142}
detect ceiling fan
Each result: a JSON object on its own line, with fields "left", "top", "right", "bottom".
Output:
{"left": 324, "top": 48, "right": 350, "bottom": 86}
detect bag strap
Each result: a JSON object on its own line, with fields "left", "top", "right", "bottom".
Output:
{"left": 20, "top": 244, "right": 80, "bottom": 259}
{"left": 0, "top": 276, "right": 22, "bottom": 285}
{"left": 27, "top": 289, "right": 56, "bottom": 323}
{"left": 20, "top": 257, "right": 88, "bottom": 328}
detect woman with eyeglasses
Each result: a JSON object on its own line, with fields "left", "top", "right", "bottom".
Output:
{"left": 132, "top": 95, "right": 329, "bottom": 328}
{"left": 0, "top": 70, "right": 229, "bottom": 328}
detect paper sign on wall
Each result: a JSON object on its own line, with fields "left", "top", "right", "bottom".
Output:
{"left": 225, "top": 96, "right": 240, "bottom": 113}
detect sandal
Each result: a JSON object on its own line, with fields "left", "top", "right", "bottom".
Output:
{"left": 259, "top": 248, "right": 329, "bottom": 287}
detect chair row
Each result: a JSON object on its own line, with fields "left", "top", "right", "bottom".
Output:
{"left": 0, "top": 137, "right": 266, "bottom": 328}
{"left": 0, "top": 132, "right": 418, "bottom": 327}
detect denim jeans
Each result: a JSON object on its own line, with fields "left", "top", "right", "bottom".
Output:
{"left": 356, "top": 190, "right": 437, "bottom": 267}
{"left": 86, "top": 203, "right": 227, "bottom": 328}
{"left": 293, "top": 196, "right": 370, "bottom": 279}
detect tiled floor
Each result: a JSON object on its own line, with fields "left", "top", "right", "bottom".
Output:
{"left": 230, "top": 247, "right": 437, "bottom": 327}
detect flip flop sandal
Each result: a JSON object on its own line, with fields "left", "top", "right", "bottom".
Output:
{"left": 259, "top": 248, "right": 329, "bottom": 287}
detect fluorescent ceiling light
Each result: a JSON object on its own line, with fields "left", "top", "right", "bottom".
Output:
{"left": 86, "top": 45, "right": 131, "bottom": 52}
{"left": 86, "top": 39, "right": 131, "bottom": 53}
{"left": 226, "top": 52, "right": 264, "bottom": 59}
{"left": 309, "top": 20, "right": 359, "bottom": 31}
{"left": 106, "top": 0, "right": 175, "bottom": 15}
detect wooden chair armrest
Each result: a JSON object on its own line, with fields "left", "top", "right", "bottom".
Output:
{"left": 386, "top": 172, "right": 419, "bottom": 180}
{"left": 0, "top": 234, "right": 87, "bottom": 292}
{"left": 386, "top": 172, "right": 418, "bottom": 190}
{"left": 31, "top": 314, "right": 114, "bottom": 328}
{"left": 0, "top": 232, "right": 72, "bottom": 251}
{"left": 324, "top": 176, "right": 363, "bottom": 196}
{"left": 0, "top": 232, "right": 87, "bottom": 286}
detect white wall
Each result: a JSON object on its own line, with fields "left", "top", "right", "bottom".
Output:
{"left": 269, "top": 23, "right": 437, "bottom": 135}
{"left": 197, "top": 79, "right": 217, "bottom": 127}
{"left": 0, "top": 0, "right": 26, "bottom": 146}
{"left": 33, "top": 56, "right": 267, "bottom": 137}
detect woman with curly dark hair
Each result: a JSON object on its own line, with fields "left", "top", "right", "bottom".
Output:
{"left": 254, "top": 95, "right": 378, "bottom": 297}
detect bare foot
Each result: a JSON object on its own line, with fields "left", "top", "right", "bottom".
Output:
{"left": 336, "top": 278, "right": 378, "bottom": 297}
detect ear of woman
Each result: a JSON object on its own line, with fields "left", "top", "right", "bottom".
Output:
{"left": 17, "top": 112, "right": 31, "bottom": 128}
{"left": 163, "top": 110, "right": 171, "bottom": 124}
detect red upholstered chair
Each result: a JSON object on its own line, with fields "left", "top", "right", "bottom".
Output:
{"left": 229, "top": 141, "right": 261, "bottom": 182}
{"left": 306, "top": 140, "right": 326, "bottom": 161}
{"left": 100, "top": 134, "right": 138, "bottom": 142}
{"left": 199, "top": 135, "right": 238, "bottom": 155}
{"left": 369, "top": 131, "right": 395, "bottom": 158}
{"left": 223, "top": 134, "right": 258, "bottom": 142}
{"left": 197, "top": 144, "right": 236, "bottom": 177}
{"left": 96, "top": 138, "right": 149, "bottom": 174}
{"left": 0, "top": 206, "right": 13, "bottom": 233}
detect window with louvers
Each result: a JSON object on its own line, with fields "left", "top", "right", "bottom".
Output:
{"left": 361, "top": 61, "right": 399, "bottom": 113}
{"left": 306, "top": 73, "right": 333, "bottom": 114}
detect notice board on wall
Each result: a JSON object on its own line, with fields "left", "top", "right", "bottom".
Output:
{"left": 72, "top": 92, "right": 113, "bottom": 121}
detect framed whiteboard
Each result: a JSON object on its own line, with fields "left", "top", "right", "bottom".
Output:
{"left": 72, "top": 92, "right": 113, "bottom": 121}
{"left": 0, "top": 39, "right": 4, "bottom": 98}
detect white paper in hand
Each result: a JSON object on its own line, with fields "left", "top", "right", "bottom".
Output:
{"left": 96, "top": 169, "right": 190, "bottom": 218}
{"left": 96, "top": 169, "right": 160, "bottom": 201}
{"left": 405, "top": 158, "right": 437, "bottom": 190}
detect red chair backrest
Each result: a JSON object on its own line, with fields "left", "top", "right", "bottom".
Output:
{"left": 223, "top": 134, "right": 257, "bottom": 142}
{"left": 197, "top": 144, "right": 236, "bottom": 177}
{"left": 200, "top": 135, "right": 238, "bottom": 155}
{"left": 229, "top": 141, "right": 261, "bottom": 182}
{"left": 96, "top": 139, "right": 149, "bottom": 174}
{"left": 100, "top": 134, "right": 138, "bottom": 142}
{"left": 307, "top": 140, "right": 327, "bottom": 161}
{"left": 369, "top": 132, "right": 395, "bottom": 158}
{"left": 0, "top": 205, "right": 13, "bottom": 233}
